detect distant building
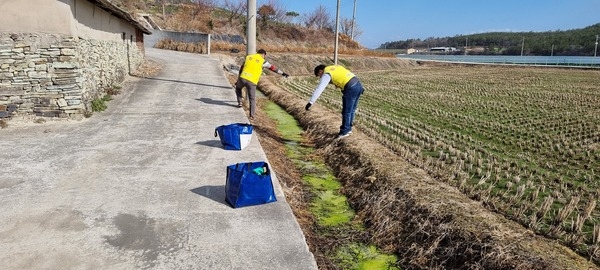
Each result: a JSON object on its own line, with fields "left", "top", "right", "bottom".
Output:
{"left": 407, "top": 48, "right": 420, "bottom": 54}
{"left": 430, "top": 47, "right": 458, "bottom": 52}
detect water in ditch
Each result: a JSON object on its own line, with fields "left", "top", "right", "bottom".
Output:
{"left": 263, "top": 101, "right": 399, "bottom": 270}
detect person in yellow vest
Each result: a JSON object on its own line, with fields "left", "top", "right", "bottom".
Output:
{"left": 235, "top": 49, "right": 289, "bottom": 120}
{"left": 305, "top": 64, "right": 365, "bottom": 139}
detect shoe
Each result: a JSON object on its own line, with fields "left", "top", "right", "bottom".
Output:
{"left": 336, "top": 132, "right": 351, "bottom": 139}
{"left": 237, "top": 103, "right": 242, "bottom": 108}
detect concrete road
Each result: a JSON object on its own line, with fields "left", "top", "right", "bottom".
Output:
{"left": 0, "top": 48, "right": 318, "bottom": 270}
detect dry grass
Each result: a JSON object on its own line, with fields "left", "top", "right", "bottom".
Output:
{"left": 165, "top": 39, "right": 395, "bottom": 58}
{"left": 141, "top": 3, "right": 396, "bottom": 58}
{"left": 131, "top": 58, "right": 162, "bottom": 78}
{"left": 154, "top": 39, "right": 209, "bottom": 54}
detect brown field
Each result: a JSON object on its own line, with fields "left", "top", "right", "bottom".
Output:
{"left": 247, "top": 59, "right": 600, "bottom": 269}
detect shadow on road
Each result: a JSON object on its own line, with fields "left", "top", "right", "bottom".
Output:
{"left": 196, "top": 98, "right": 239, "bottom": 108}
{"left": 190, "top": 185, "right": 228, "bottom": 206}
{"left": 134, "top": 75, "right": 232, "bottom": 89}
{"left": 195, "top": 140, "right": 223, "bottom": 148}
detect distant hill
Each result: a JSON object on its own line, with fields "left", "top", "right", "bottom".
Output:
{"left": 110, "top": 0, "right": 371, "bottom": 55}
{"left": 381, "top": 23, "right": 600, "bottom": 56}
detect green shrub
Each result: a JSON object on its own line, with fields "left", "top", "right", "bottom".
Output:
{"left": 91, "top": 97, "right": 108, "bottom": 112}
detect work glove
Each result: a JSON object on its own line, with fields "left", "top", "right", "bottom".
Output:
{"left": 305, "top": 103, "right": 312, "bottom": 111}
{"left": 282, "top": 72, "right": 289, "bottom": 78}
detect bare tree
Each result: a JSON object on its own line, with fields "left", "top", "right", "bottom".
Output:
{"left": 302, "top": 4, "right": 332, "bottom": 30}
{"left": 257, "top": 4, "right": 275, "bottom": 27}
{"left": 190, "top": 0, "right": 214, "bottom": 19}
{"left": 340, "top": 17, "right": 363, "bottom": 39}
{"left": 221, "top": 0, "right": 246, "bottom": 23}
{"left": 191, "top": 0, "right": 215, "bottom": 10}
{"left": 264, "top": 0, "right": 287, "bottom": 23}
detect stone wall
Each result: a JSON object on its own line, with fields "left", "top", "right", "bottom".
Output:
{"left": 0, "top": 32, "right": 144, "bottom": 118}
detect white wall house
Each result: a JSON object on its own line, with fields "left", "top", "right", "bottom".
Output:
{"left": 0, "top": 0, "right": 151, "bottom": 118}
{"left": 430, "top": 47, "right": 458, "bottom": 52}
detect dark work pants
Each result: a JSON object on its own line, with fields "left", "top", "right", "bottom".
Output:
{"left": 340, "top": 78, "right": 364, "bottom": 135}
{"left": 235, "top": 77, "right": 257, "bottom": 118}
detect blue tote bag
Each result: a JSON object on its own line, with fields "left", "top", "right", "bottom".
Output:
{"left": 225, "top": 161, "right": 277, "bottom": 208}
{"left": 214, "top": 123, "right": 253, "bottom": 150}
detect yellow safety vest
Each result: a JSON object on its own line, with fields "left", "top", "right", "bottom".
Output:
{"left": 240, "top": 53, "right": 265, "bottom": 84}
{"left": 324, "top": 65, "right": 355, "bottom": 89}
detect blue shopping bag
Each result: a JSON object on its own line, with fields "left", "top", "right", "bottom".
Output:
{"left": 225, "top": 161, "right": 277, "bottom": 208}
{"left": 214, "top": 123, "right": 253, "bottom": 150}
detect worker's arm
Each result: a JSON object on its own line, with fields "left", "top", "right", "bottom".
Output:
{"left": 263, "top": 61, "right": 289, "bottom": 77}
{"left": 308, "top": 74, "right": 332, "bottom": 105}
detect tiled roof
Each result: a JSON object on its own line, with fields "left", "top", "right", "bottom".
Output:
{"left": 86, "top": 0, "right": 152, "bottom": 34}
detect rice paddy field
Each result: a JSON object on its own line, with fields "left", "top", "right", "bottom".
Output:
{"left": 279, "top": 64, "right": 600, "bottom": 261}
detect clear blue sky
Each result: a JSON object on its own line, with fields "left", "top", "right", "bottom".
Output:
{"left": 278, "top": 0, "right": 600, "bottom": 49}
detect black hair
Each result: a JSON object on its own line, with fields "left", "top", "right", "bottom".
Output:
{"left": 257, "top": 49, "right": 267, "bottom": 55}
{"left": 314, "top": 64, "right": 326, "bottom": 76}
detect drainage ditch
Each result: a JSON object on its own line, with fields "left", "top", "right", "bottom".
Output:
{"left": 262, "top": 100, "right": 399, "bottom": 270}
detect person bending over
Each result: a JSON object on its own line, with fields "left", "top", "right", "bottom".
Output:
{"left": 305, "top": 64, "right": 365, "bottom": 139}
{"left": 235, "top": 49, "right": 289, "bottom": 120}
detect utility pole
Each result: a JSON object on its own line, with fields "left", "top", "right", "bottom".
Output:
{"left": 520, "top": 37, "right": 524, "bottom": 56}
{"left": 246, "top": 0, "right": 257, "bottom": 55}
{"left": 350, "top": 0, "right": 357, "bottom": 40}
{"left": 595, "top": 35, "right": 598, "bottom": 57}
{"left": 334, "top": 0, "right": 340, "bottom": 65}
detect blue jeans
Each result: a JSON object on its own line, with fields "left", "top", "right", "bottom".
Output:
{"left": 340, "top": 78, "right": 364, "bottom": 135}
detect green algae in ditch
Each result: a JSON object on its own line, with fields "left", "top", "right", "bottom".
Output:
{"left": 265, "top": 102, "right": 303, "bottom": 142}
{"left": 336, "top": 244, "right": 400, "bottom": 270}
{"left": 304, "top": 173, "right": 341, "bottom": 191}
{"left": 265, "top": 102, "right": 354, "bottom": 226}
{"left": 263, "top": 100, "right": 398, "bottom": 269}
{"left": 309, "top": 186, "right": 354, "bottom": 226}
